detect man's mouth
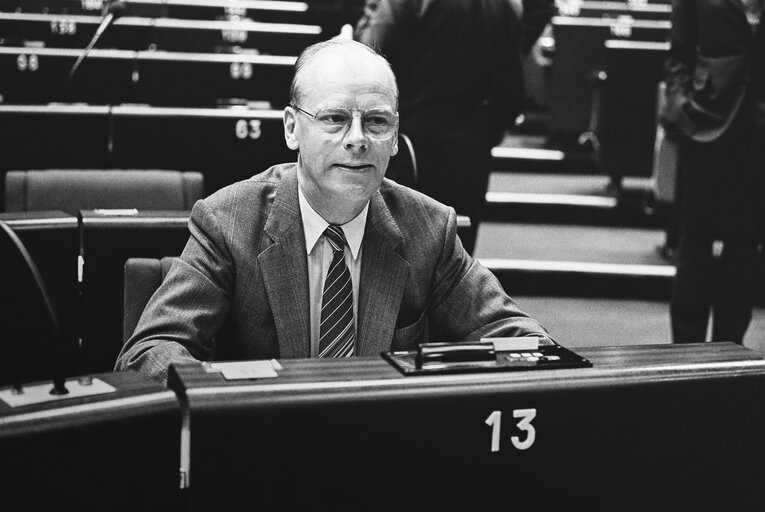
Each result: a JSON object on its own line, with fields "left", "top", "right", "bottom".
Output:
{"left": 334, "top": 163, "right": 372, "bottom": 170}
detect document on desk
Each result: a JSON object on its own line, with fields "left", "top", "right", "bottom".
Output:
{"left": 207, "top": 360, "right": 283, "bottom": 380}
{"left": 382, "top": 338, "right": 592, "bottom": 375}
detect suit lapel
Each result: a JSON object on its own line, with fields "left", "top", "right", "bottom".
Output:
{"left": 357, "top": 190, "right": 410, "bottom": 356}
{"left": 258, "top": 167, "right": 311, "bottom": 358}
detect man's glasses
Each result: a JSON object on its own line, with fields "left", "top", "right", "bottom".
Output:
{"left": 293, "top": 105, "right": 399, "bottom": 141}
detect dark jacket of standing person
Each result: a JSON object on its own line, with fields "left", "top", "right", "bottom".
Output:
{"left": 354, "top": 0, "right": 555, "bottom": 252}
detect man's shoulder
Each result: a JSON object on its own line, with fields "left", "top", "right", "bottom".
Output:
{"left": 379, "top": 177, "right": 453, "bottom": 223}
{"left": 203, "top": 163, "right": 296, "bottom": 206}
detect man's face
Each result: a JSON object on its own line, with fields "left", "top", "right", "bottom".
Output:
{"left": 284, "top": 48, "right": 399, "bottom": 213}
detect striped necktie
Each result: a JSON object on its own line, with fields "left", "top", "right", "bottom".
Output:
{"left": 318, "top": 225, "right": 355, "bottom": 358}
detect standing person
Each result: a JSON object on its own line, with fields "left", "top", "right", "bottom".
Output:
{"left": 661, "top": 0, "right": 763, "bottom": 343}
{"left": 115, "top": 39, "right": 554, "bottom": 385}
{"left": 354, "top": 0, "right": 555, "bottom": 253}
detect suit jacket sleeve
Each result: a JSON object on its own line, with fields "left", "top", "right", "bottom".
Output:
{"left": 114, "top": 199, "right": 234, "bottom": 384}
{"left": 428, "top": 209, "right": 555, "bottom": 344}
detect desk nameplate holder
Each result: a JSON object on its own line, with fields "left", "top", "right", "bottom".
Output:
{"left": 383, "top": 337, "right": 592, "bottom": 375}
{"left": 0, "top": 378, "right": 116, "bottom": 407}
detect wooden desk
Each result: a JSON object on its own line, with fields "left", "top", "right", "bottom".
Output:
{"left": 169, "top": 343, "right": 765, "bottom": 510}
{"left": 0, "top": 46, "right": 294, "bottom": 106}
{"left": 0, "top": 105, "right": 294, "bottom": 193}
{"left": 0, "top": 12, "right": 322, "bottom": 54}
{"left": 0, "top": 370, "right": 180, "bottom": 510}
{"left": 547, "top": 16, "right": 670, "bottom": 141}
{"left": 0, "top": 104, "right": 112, "bottom": 170}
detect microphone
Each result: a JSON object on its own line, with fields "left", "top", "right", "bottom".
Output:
{"left": 67, "top": 1, "right": 128, "bottom": 83}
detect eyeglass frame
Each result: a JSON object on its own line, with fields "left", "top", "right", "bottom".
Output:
{"left": 291, "top": 104, "right": 399, "bottom": 141}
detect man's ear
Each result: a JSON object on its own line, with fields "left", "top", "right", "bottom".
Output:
{"left": 390, "top": 130, "right": 399, "bottom": 156}
{"left": 284, "top": 106, "right": 299, "bottom": 151}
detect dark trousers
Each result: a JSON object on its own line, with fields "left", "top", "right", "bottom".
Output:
{"left": 670, "top": 113, "right": 760, "bottom": 344}
{"left": 391, "top": 132, "right": 492, "bottom": 254}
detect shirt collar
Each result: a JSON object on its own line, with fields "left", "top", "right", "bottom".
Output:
{"left": 298, "top": 186, "right": 368, "bottom": 261}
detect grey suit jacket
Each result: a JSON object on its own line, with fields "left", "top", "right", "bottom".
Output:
{"left": 115, "top": 164, "right": 553, "bottom": 383}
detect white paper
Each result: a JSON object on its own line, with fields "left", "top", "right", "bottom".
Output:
{"left": 481, "top": 336, "right": 540, "bottom": 352}
{"left": 207, "top": 360, "right": 281, "bottom": 380}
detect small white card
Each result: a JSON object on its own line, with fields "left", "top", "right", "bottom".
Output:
{"left": 207, "top": 360, "right": 282, "bottom": 380}
{"left": 481, "top": 336, "right": 540, "bottom": 352}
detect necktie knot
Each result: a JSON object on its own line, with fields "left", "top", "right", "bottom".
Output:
{"left": 325, "top": 225, "right": 346, "bottom": 253}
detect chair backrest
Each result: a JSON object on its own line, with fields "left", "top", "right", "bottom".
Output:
{"left": 0, "top": 220, "right": 61, "bottom": 388}
{"left": 123, "top": 256, "right": 177, "bottom": 343}
{"left": 384, "top": 133, "right": 418, "bottom": 188}
{"left": 4, "top": 169, "right": 204, "bottom": 215}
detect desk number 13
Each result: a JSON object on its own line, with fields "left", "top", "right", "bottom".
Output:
{"left": 485, "top": 409, "right": 537, "bottom": 452}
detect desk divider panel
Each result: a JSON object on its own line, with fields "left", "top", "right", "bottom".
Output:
{"left": 597, "top": 40, "right": 669, "bottom": 180}
{"left": 0, "top": 212, "right": 80, "bottom": 383}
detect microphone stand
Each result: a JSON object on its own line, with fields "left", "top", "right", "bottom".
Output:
{"left": 68, "top": 1, "right": 127, "bottom": 84}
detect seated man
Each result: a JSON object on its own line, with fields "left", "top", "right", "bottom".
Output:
{"left": 115, "top": 39, "right": 554, "bottom": 384}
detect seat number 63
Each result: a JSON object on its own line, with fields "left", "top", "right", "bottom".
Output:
{"left": 485, "top": 409, "right": 536, "bottom": 452}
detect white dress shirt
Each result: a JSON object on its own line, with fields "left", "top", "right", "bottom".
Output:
{"left": 298, "top": 187, "right": 367, "bottom": 357}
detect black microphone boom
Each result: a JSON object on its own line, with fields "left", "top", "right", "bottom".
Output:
{"left": 67, "top": 1, "right": 128, "bottom": 83}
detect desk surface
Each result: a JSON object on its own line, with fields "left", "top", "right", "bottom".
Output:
{"left": 172, "top": 342, "right": 765, "bottom": 405}
{"left": 0, "top": 370, "right": 176, "bottom": 436}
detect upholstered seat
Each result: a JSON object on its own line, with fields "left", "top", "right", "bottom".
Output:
{"left": 4, "top": 169, "right": 204, "bottom": 214}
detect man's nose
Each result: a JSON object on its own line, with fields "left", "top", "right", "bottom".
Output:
{"left": 343, "top": 114, "right": 368, "bottom": 150}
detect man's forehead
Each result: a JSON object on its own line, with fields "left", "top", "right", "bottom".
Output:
{"left": 302, "top": 46, "right": 395, "bottom": 91}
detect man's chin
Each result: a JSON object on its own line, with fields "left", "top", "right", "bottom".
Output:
{"left": 332, "top": 174, "right": 383, "bottom": 200}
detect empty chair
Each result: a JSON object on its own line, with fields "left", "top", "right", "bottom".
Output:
{"left": 385, "top": 133, "right": 418, "bottom": 188}
{"left": 4, "top": 169, "right": 204, "bottom": 214}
